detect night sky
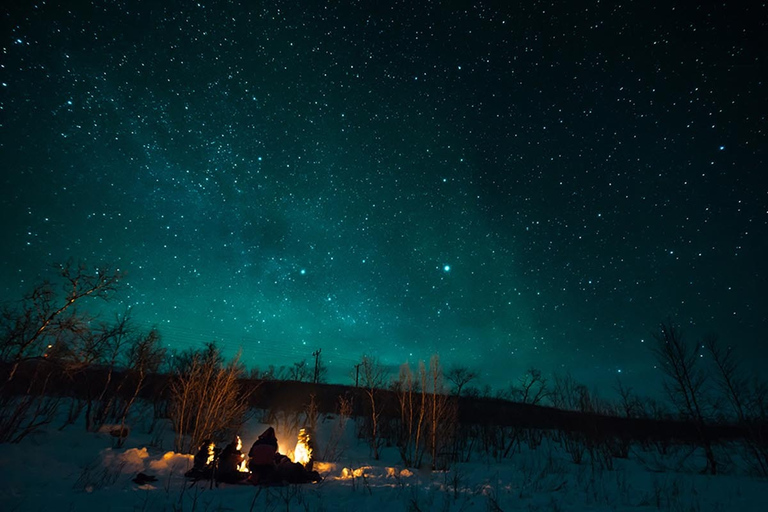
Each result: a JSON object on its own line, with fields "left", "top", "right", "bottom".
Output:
{"left": 2, "top": 1, "right": 766, "bottom": 395}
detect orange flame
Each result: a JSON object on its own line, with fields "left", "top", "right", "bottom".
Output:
{"left": 294, "top": 439, "right": 311, "bottom": 465}
{"left": 293, "top": 428, "right": 313, "bottom": 466}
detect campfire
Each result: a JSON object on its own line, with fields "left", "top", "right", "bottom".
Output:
{"left": 204, "top": 441, "right": 216, "bottom": 467}
{"left": 292, "top": 428, "right": 313, "bottom": 469}
{"left": 234, "top": 436, "right": 248, "bottom": 472}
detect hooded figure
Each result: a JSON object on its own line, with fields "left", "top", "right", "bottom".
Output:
{"left": 248, "top": 427, "right": 279, "bottom": 483}
{"left": 248, "top": 427, "right": 277, "bottom": 465}
{"left": 217, "top": 435, "right": 249, "bottom": 483}
{"left": 186, "top": 440, "right": 217, "bottom": 479}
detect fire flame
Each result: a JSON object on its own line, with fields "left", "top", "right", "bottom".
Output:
{"left": 293, "top": 428, "right": 313, "bottom": 466}
{"left": 294, "top": 440, "right": 311, "bottom": 465}
{"left": 205, "top": 443, "right": 216, "bottom": 466}
{"left": 231, "top": 436, "right": 247, "bottom": 471}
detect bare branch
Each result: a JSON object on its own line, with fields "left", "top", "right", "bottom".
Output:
{"left": 1, "top": 261, "right": 123, "bottom": 383}
{"left": 445, "top": 366, "right": 478, "bottom": 397}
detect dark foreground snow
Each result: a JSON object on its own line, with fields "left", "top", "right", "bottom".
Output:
{"left": 1, "top": 405, "right": 766, "bottom": 511}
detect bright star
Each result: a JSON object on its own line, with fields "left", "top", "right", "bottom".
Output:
{"left": 443, "top": 265, "right": 451, "bottom": 272}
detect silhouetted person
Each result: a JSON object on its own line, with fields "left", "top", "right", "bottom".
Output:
{"left": 217, "top": 435, "right": 249, "bottom": 484}
{"left": 186, "top": 440, "right": 217, "bottom": 480}
{"left": 248, "top": 427, "right": 279, "bottom": 484}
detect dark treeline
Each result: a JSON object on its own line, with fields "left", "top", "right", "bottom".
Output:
{"left": 1, "top": 359, "right": 751, "bottom": 445}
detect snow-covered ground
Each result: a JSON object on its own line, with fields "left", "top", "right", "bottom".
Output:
{"left": 1, "top": 403, "right": 766, "bottom": 511}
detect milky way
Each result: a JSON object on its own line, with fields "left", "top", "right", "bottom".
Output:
{"left": 2, "top": 1, "right": 766, "bottom": 394}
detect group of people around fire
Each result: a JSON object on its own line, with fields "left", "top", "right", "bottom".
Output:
{"left": 185, "top": 427, "right": 321, "bottom": 486}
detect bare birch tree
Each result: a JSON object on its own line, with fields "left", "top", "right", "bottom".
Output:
{"left": 652, "top": 322, "right": 717, "bottom": 474}
{"left": 358, "top": 355, "right": 387, "bottom": 459}
{"left": 393, "top": 361, "right": 426, "bottom": 467}
{"left": 169, "top": 345, "right": 251, "bottom": 453}
{"left": 705, "top": 335, "right": 768, "bottom": 476}
{"left": 426, "top": 355, "right": 452, "bottom": 469}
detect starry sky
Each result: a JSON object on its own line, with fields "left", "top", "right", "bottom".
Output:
{"left": 2, "top": 1, "right": 766, "bottom": 396}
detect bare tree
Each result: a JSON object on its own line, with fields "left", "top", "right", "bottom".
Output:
{"left": 169, "top": 345, "right": 251, "bottom": 453}
{"left": 288, "top": 359, "right": 312, "bottom": 382}
{"left": 253, "top": 364, "right": 278, "bottom": 381}
{"left": 169, "top": 342, "right": 222, "bottom": 375}
{"left": 0, "top": 366, "right": 60, "bottom": 443}
{"left": 641, "top": 396, "right": 671, "bottom": 421}
{"left": 0, "top": 262, "right": 122, "bottom": 443}
{"left": 88, "top": 312, "right": 134, "bottom": 431}
{"left": 49, "top": 316, "right": 124, "bottom": 430}
{"left": 614, "top": 378, "right": 642, "bottom": 418}
{"left": 45, "top": 318, "right": 106, "bottom": 375}
{"left": 705, "top": 336, "right": 768, "bottom": 476}
{"left": 445, "top": 366, "right": 478, "bottom": 397}
{"left": 113, "top": 329, "right": 166, "bottom": 445}
{"left": 358, "top": 355, "right": 388, "bottom": 459}
{"left": 1, "top": 261, "right": 122, "bottom": 383}
{"left": 426, "top": 355, "right": 453, "bottom": 469}
{"left": 393, "top": 356, "right": 455, "bottom": 469}
{"left": 550, "top": 373, "right": 581, "bottom": 411}
{"left": 515, "top": 367, "right": 550, "bottom": 405}
{"left": 393, "top": 361, "right": 426, "bottom": 467}
{"left": 652, "top": 322, "right": 717, "bottom": 474}
{"left": 704, "top": 335, "right": 749, "bottom": 422}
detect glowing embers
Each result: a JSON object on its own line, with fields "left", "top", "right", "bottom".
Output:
{"left": 313, "top": 461, "right": 335, "bottom": 473}
{"left": 337, "top": 466, "right": 413, "bottom": 480}
{"left": 340, "top": 466, "right": 373, "bottom": 479}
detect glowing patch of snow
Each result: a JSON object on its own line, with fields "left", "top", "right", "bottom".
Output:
{"left": 313, "top": 461, "right": 337, "bottom": 474}
{"left": 148, "top": 451, "right": 192, "bottom": 473}
{"left": 340, "top": 466, "right": 372, "bottom": 478}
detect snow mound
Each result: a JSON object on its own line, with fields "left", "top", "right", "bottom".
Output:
{"left": 101, "top": 447, "right": 149, "bottom": 474}
{"left": 148, "top": 451, "right": 193, "bottom": 474}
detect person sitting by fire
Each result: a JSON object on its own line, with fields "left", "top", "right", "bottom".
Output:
{"left": 247, "top": 427, "right": 281, "bottom": 484}
{"left": 275, "top": 456, "right": 322, "bottom": 484}
{"left": 185, "top": 439, "right": 218, "bottom": 480}
{"left": 275, "top": 428, "right": 321, "bottom": 484}
{"left": 247, "top": 427, "right": 322, "bottom": 485}
{"left": 277, "top": 427, "right": 321, "bottom": 483}
{"left": 217, "top": 435, "right": 250, "bottom": 484}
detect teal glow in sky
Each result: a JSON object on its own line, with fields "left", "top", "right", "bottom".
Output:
{"left": 2, "top": 1, "right": 766, "bottom": 394}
